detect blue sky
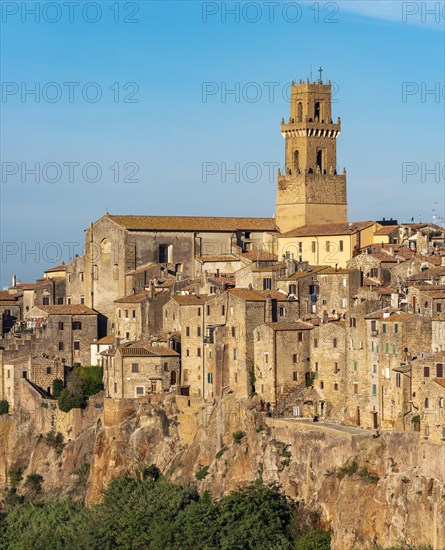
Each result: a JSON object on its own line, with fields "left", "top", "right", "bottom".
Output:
{"left": 1, "top": 0, "right": 444, "bottom": 286}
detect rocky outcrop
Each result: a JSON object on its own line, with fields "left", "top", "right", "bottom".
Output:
{"left": 1, "top": 393, "right": 444, "bottom": 549}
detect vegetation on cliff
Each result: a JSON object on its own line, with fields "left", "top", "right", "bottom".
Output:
{"left": 57, "top": 366, "right": 103, "bottom": 412}
{"left": 0, "top": 470, "right": 330, "bottom": 550}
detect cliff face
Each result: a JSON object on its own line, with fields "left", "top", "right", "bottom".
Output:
{"left": 1, "top": 394, "right": 444, "bottom": 550}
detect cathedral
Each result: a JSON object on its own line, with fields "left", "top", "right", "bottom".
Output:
{"left": 66, "top": 77, "right": 383, "bottom": 323}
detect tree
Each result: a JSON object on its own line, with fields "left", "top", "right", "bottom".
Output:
{"left": 52, "top": 379, "right": 64, "bottom": 398}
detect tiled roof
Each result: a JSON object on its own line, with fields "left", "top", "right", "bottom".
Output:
{"left": 36, "top": 304, "right": 97, "bottom": 316}
{"left": 406, "top": 266, "right": 445, "bottom": 282}
{"left": 279, "top": 221, "right": 374, "bottom": 238}
{"left": 107, "top": 214, "right": 276, "bottom": 232}
{"left": 0, "top": 291, "right": 18, "bottom": 303}
{"left": 96, "top": 335, "right": 115, "bottom": 345}
{"left": 173, "top": 294, "right": 210, "bottom": 305}
{"left": 253, "top": 263, "right": 286, "bottom": 273}
{"left": 44, "top": 263, "right": 66, "bottom": 273}
{"left": 241, "top": 250, "right": 278, "bottom": 262}
{"left": 374, "top": 225, "right": 399, "bottom": 236}
{"left": 114, "top": 291, "right": 150, "bottom": 304}
{"left": 278, "top": 266, "right": 328, "bottom": 281}
{"left": 264, "top": 321, "right": 314, "bottom": 331}
{"left": 229, "top": 289, "right": 289, "bottom": 302}
{"left": 126, "top": 262, "right": 160, "bottom": 275}
{"left": 119, "top": 341, "right": 179, "bottom": 357}
{"left": 11, "top": 283, "right": 38, "bottom": 291}
{"left": 196, "top": 255, "right": 239, "bottom": 263}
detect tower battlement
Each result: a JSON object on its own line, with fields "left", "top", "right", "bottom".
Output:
{"left": 275, "top": 76, "right": 348, "bottom": 233}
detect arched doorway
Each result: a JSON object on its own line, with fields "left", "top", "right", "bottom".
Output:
{"left": 170, "top": 370, "right": 177, "bottom": 385}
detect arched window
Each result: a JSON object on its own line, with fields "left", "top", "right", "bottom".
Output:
{"left": 170, "top": 370, "right": 177, "bottom": 385}
{"left": 316, "top": 149, "right": 323, "bottom": 172}
{"left": 293, "top": 150, "right": 300, "bottom": 172}
{"left": 297, "top": 102, "right": 303, "bottom": 122}
{"left": 315, "top": 101, "right": 320, "bottom": 120}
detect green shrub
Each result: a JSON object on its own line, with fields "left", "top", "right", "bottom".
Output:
{"left": 52, "top": 378, "right": 64, "bottom": 398}
{"left": 0, "top": 399, "right": 9, "bottom": 415}
{"left": 215, "top": 447, "right": 228, "bottom": 459}
{"left": 25, "top": 473, "right": 43, "bottom": 496}
{"left": 57, "top": 366, "right": 103, "bottom": 412}
{"left": 233, "top": 430, "right": 246, "bottom": 444}
{"left": 195, "top": 464, "right": 209, "bottom": 480}
{"left": 295, "top": 530, "right": 331, "bottom": 550}
{"left": 8, "top": 467, "right": 23, "bottom": 489}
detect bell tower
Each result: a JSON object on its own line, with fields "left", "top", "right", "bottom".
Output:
{"left": 275, "top": 77, "right": 347, "bottom": 233}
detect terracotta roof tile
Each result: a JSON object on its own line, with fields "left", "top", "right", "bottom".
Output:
{"left": 264, "top": 321, "right": 314, "bottom": 331}
{"left": 35, "top": 304, "right": 97, "bottom": 316}
{"left": 114, "top": 291, "right": 150, "bottom": 304}
{"left": 44, "top": 263, "right": 66, "bottom": 273}
{"left": 229, "top": 289, "right": 289, "bottom": 302}
{"left": 107, "top": 214, "right": 276, "bottom": 232}
{"left": 119, "top": 341, "right": 179, "bottom": 357}
{"left": 374, "top": 225, "right": 399, "bottom": 236}
{"left": 241, "top": 250, "right": 278, "bottom": 262}
{"left": 279, "top": 221, "right": 374, "bottom": 238}
{"left": 96, "top": 335, "right": 115, "bottom": 344}
{"left": 173, "top": 294, "right": 210, "bottom": 305}
{"left": 196, "top": 255, "right": 239, "bottom": 262}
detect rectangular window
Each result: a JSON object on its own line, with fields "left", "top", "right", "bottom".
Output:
{"left": 353, "top": 383, "right": 358, "bottom": 394}
{"left": 334, "top": 383, "right": 339, "bottom": 391}
{"left": 58, "top": 322, "right": 64, "bottom": 331}
{"left": 341, "top": 298, "right": 347, "bottom": 308}
{"left": 437, "top": 303, "right": 442, "bottom": 313}
{"left": 67, "top": 296, "right": 72, "bottom": 305}
{"left": 72, "top": 321, "right": 82, "bottom": 330}
{"left": 80, "top": 272, "right": 84, "bottom": 282}
{"left": 42, "top": 296, "right": 50, "bottom": 306}
{"left": 334, "top": 362, "right": 339, "bottom": 373}
{"left": 207, "top": 305, "right": 211, "bottom": 315}
{"left": 382, "top": 324, "right": 387, "bottom": 334}
{"left": 353, "top": 361, "right": 357, "bottom": 371}
{"left": 424, "top": 366, "right": 430, "bottom": 378}
{"left": 197, "top": 347, "right": 201, "bottom": 357}
{"left": 437, "top": 364, "right": 444, "bottom": 378}
{"left": 233, "top": 348, "right": 238, "bottom": 360}
{"left": 58, "top": 342, "right": 64, "bottom": 351}
{"left": 163, "top": 362, "right": 168, "bottom": 372}
{"left": 46, "top": 367, "right": 52, "bottom": 375}
{"left": 158, "top": 245, "right": 168, "bottom": 264}
{"left": 298, "top": 241, "right": 302, "bottom": 253}
{"left": 183, "top": 369, "right": 189, "bottom": 382}
{"left": 311, "top": 241, "right": 316, "bottom": 253}
{"left": 230, "top": 307, "right": 234, "bottom": 316}
{"left": 264, "top": 353, "right": 269, "bottom": 364}
{"left": 385, "top": 343, "right": 389, "bottom": 354}
{"left": 293, "top": 372, "right": 298, "bottom": 381}
{"left": 207, "top": 373, "right": 213, "bottom": 384}
{"left": 396, "top": 372, "right": 401, "bottom": 388}
{"left": 333, "top": 338, "right": 338, "bottom": 348}
{"left": 132, "top": 310, "right": 136, "bottom": 318}
{"left": 132, "top": 363, "right": 139, "bottom": 373}
{"left": 231, "top": 326, "right": 236, "bottom": 337}
{"left": 80, "top": 295, "right": 85, "bottom": 305}
{"left": 263, "top": 278, "right": 272, "bottom": 290}
{"left": 320, "top": 381, "right": 324, "bottom": 389}
{"left": 197, "top": 326, "right": 201, "bottom": 337}
{"left": 93, "top": 265, "right": 98, "bottom": 280}
{"left": 198, "top": 307, "right": 201, "bottom": 316}
{"left": 136, "top": 386, "right": 144, "bottom": 395}
{"left": 279, "top": 306, "right": 285, "bottom": 317}
{"left": 339, "top": 240, "right": 344, "bottom": 252}
{"left": 392, "top": 345, "right": 396, "bottom": 355}
{"left": 298, "top": 332, "right": 303, "bottom": 342}
{"left": 73, "top": 341, "right": 80, "bottom": 351}
{"left": 293, "top": 354, "right": 298, "bottom": 363}
{"left": 372, "top": 384, "right": 377, "bottom": 396}
{"left": 186, "top": 349, "right": 190, "bottom": 358}
{"left": 186, "top": 326, "right": 190, "bottom": 336}
{"left": 222, "top": 305, "right": 225, "bottom": 316}
{"left": 326, "top": 241, "right": 330, "bottom": 252}
{"left": 350, "top": 317, "right": 356, "bottom": 328}
{"left": 125, "top": 310, "right": 129, "bottom": 318}
{"left": 394, "top": 324, "right": 398, "bottom": 334}
{"left": 314, "top": 338, "right": 318, "bottom": 348}
{"left": 424, "top": 398, "right": 429, "bottom": 409}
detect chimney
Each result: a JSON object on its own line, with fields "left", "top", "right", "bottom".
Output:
{"left": 11, "top": 274, "right": 17, "bottom": 287}
{"left": 265, "top": 296, "right": 273, "bottom": 323}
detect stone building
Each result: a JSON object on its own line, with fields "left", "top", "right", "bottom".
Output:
{"left": 24, "top": 304, "right": 98, "bottom": 366}
{"left": 411, "top": 352, "right": 445, "bottom": 441}
{"left": 253, "top": 321, "right": 313, "bottom": 411}
{"left": 0, "top": 291, "right": 21, "bottom": 337}
{"left": 408, "top": 285, "right": 445, "bottom": 317}
{"left": 103, "top": 340, "right": 180, "bottom": 399}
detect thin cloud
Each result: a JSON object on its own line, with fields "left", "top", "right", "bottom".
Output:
{"left": 338, "top": 0, "right": 445, "bottom": 29}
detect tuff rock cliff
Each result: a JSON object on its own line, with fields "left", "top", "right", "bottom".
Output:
{"left": 1, "top": 392, "right": 444, "bottom": 549}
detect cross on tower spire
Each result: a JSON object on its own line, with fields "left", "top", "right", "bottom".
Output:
{"left": 318, "top": 66, "right": 323, "bottom": 82}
